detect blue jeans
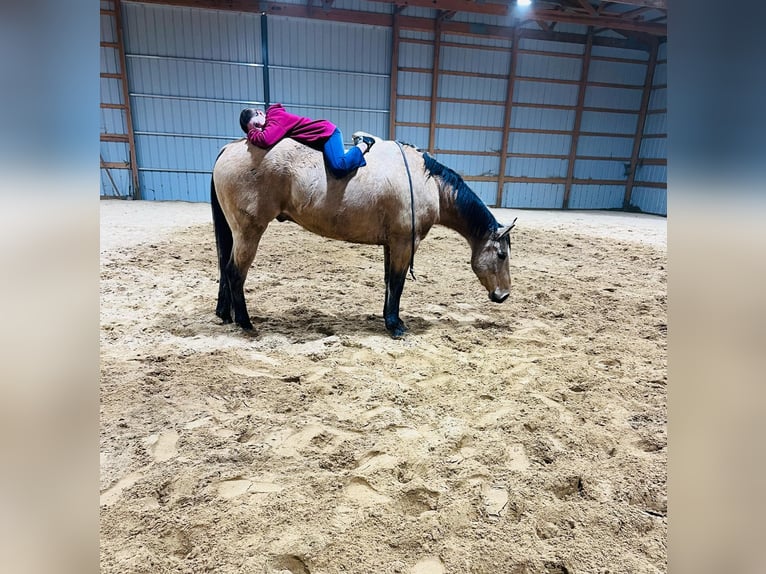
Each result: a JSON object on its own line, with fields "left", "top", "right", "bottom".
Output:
{"left": 323, "top": 128, "right": 366, "bottom": 178}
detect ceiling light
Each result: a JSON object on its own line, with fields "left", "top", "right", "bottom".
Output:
{"left": 517, "top": 0, "right": 532, "bottom": 6}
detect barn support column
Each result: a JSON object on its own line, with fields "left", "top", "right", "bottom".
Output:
{"left": 388, "top": 7, "right": 402, "bottom": 140}
{"left": 496, "top": 24, "right": 520, "bottom": 208}
{"left": 115, "top": 0, "right": 140, "bottom": 199}
{"left": 563, "top": 27, "right": 593, "bottom": 209}
{"left": 427, "top": 14, "right": 443, "bottom": 154}
{"left": 261, "top": 13, "right": 271, "bottom": 107}
{"left": 624, "top": 37, "right": 659, "bottom": 209}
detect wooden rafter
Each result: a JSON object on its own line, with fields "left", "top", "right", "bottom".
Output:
{"left": 137, "top": 1, "right": 665, "bottom": 35}
{"left": 600, "top": 0, "right": 666, "bottom": 9}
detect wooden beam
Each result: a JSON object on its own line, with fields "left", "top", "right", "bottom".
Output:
{"left": 601, "top": 0, "right": 666, "bottom": 9}
{"left": 428, "top": 16, "right": 442, "bottom": 154}
{"left": 100, "top": 134, "right": 129, "bottom": 142}
{"left": 136, "top": 0, "right": 665, "bottom": 36}
{"left": 563, "top": 28, "right": 593, "bottom": 209}
{"left": 114, "top": 0, "right": 141, "bottom": 199}
{"left": 576, "top": 0, "right": 597, "bottom": 16}
{"left": 624, "top": 38, "right": 659, "bottom": 208}
{"left": 370, "top": 0, "right": 507, "bottom": 16}
{"left": 496, "top": 26, "right": 519, "bottom": 208}
{"left": 388, "top": 9, "right": 401, "bottom": 139}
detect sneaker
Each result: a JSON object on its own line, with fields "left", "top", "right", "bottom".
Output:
{"left": 352, "top": 131, "right": 379, "bottom": 146}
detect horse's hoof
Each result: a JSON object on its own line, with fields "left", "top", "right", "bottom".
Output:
{"left": 237, "top": 319, "right": 254, "bottom": 330}
{"left": 388, "top": 322, "right": 407, "bottom": 339}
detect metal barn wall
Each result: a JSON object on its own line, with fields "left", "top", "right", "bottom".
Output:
{"left": 104, "top": 1, "right": 666, "bottom": 214}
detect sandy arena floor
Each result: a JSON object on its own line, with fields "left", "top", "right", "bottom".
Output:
{"left": 100, "top": 200, "right": 666, "bottom": 573}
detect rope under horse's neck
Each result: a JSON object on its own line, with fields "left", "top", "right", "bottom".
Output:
{"left": 395, "top": 141, "right": 417, "bottom": 281}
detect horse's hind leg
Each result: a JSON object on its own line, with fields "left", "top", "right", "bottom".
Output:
{"left": 226, "top": 227, "right": 264, "bottom": 330}
{"left": 383, "top": 243, "right": 410, "bottom": 338}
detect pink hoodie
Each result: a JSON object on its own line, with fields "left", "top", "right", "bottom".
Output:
{"left": 247, "top": 104, "right": 337, "bottom": 149}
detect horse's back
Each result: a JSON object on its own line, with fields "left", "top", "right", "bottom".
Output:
{"left": 213, "top": 138, "right": 438, "bottom": 245}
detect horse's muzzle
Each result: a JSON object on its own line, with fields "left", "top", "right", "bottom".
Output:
{"left": 489, "top": 290, "right": 509, "bottom": 303}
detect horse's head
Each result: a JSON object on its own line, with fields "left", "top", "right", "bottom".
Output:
{"left": 471, "top": 217, "right": 517, "bottom": 304}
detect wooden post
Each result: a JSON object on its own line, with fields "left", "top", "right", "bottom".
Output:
{"left": 624, "top": 37, "right": 659, "bottom": 208}
{"left": 496, "top": 25, "right": 519, "bottom": 208}
{"left": 114, "top": 0, "right": 140, "bottom": 200}
{"left": 428, "top": 14, "right": 443, "bottom": 154}
{"left": 388, "top": 7, "right": 401, "bottom": 140}
{"left": 563, "top": 27, "right": 593, "bottom": 209}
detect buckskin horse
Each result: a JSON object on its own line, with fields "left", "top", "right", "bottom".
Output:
{"left": 211, "top": 136, "right": 516, "bottom": 338}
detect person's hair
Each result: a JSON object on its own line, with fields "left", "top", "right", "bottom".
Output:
{"left": 239, "top": 108, "right": 256, "bottom": 134}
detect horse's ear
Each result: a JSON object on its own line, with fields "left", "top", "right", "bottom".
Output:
{"left": 496, "top": 217, "right": 517, "bottom": 239}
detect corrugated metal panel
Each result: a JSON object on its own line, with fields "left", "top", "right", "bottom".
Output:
{"left": 584, "top": 86, "right": 643, "bottom": 110}
{"left": 639, "top": 137, "right": 666, "bottom": 159}
{"left": 123, "top": 3, "right": 261, "bottom": 62}
{"left": 439, "top": 75, "right": 507, "bottom": 102}
{"left": 636, "top": 165, "right": 666, "bottom": 183}
{"left": 331, "top": 0, "right": 393, "bottom": 14}
{"left": 130, "top": 97, "right": 244, "bottom": 138}
{"left": 400, "top": 30, "right": 433, "bottom": 42}
{"left": 135, "top": 135, "right": 225, "bottom": 171}
{"left": 440, "top": 45, "right": 510, "bottom": 75}
{"left": 588, "top": 60, "right": 646, "bottom": 86}
{"left": 574, "top": 160, "right": 627, "bottom": 180}
{"left": 127, "top": 56, "right": 262, "bottom": 102}
{"left": 269, "top": 17, "right": 390, "bottom": 73}
{"left": 397, "top": 100, "right": 430, "bottom": 124}
{"left": 658, "top": 41, "right": 668, "bottom": 61}
{"left": 518, "top": 38, "right": 584, "bottom": 55}
{"left": 502, "top": 183, "right": 565, "bottom": 208}
{"left": 398, "top": 71, "right": 432, "bottom": 97}
{"left": 591, "top": 46, "right": 648, "bottom": 61}
{"left": 568, "top": 185, "right": 624, "bottom": 209}
{"left": 517, "top": 53, "right": 582, "bottom": 81}
{"left": 511, "top": 107, "right": 575, "bottom": 131}
{"left": 270, "top": 68, "right": 388, "bottom": 111}
{"left": 436, "top": 128, "right": 502, "bottom": 153}
{"left": 101, "top": 169, "right": 132, "bottom": 197}
{"left": 437, "top": 101, "right": 505, "bottom": 128}
{"left": 101, "top": 46, "right": 120, "bottom": 74}
{"left": 442, "top": 34, "right": 512, "bottom": 50}
{"left": 576, "top": 135, "right": 634, "bottom": 157}
{"left": 101, "top": 13, "right": 116, "bottom": 42}
{"left": 506, "top": 158, "right": 568, "bottom": 179}
{"left": 580, "top": 111, "right": 637, "bottom": 134}
{"left": 629, "top": 187, "right": 666, "bottom": 216}
{"left": 508, "top": 132, "right": 572, "bottom": 155}
{"left": 100, "top": 142, "right": 130, "bottom": 163}
{"left": 101, "top": 108, "right": 127, "bottom": 135}
{"left": 649, "top": 87, "right": 666, "bottom": 109}
{"left": 644, "top": 113, "right": 666, "bottom": 135}
{"left": 395, "top": 126, "right": 429, "bottom": 148}
{"left": 139, "top": 171, "right": 211, "bottom": 202}
{"left": 514, "top": 80, "right": 579, "bottom": 106}
{"left": 440, "top": 154, "right": 500, "bottom": 178}
{"left": 101, "top": 77, "right": 123, "bottom": 105}
{"left": 465, "top": 181, "right": 499, "bottom": 207}
{"left": 653, "top": 62, "right": 667, "bottom": 86}
{"left": 101, "top": 1, "right": 115, "bottom": 9}
{"left": 399, "top": 42, "right": 433, "bottom": 67}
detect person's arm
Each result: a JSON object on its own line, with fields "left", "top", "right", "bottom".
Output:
{"left": 247, "top": 120, "right": 289, "bottom": 148}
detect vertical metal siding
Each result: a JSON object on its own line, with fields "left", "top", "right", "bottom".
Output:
{"left": 576, "top": 135, "right": 634, "bottom": 158}
{"left": 514, "top": 80, "right": 579, "bottom": 106}
{"left": 440, "top": 45, "right": 510, "bottom": 75}
{"left": 580, "top": 111, "right": 638, "bottom": 134}
{"left": 568, "top": 185, "right": 624, "bottom": 209}
{"left": 507, "top": 158, "right": 569, "bottom": 179}
{"left": 519, "top": 38, "right": 584, "bottom": 55}
{"left": 630, "top": 187, "right": 666, "bottom": 216}
{"left": 587, "top": 60, "right": 646, "bottom": 86}
{"left": 511, "top": 107, "right": 576, "bottom": 131}
{"left": 584, "top": 86, "right": 643, "bottom": 110}
{"left": 503, "top": 183, "right": 565, "bottom": 208}
{"left": 517, "top": 53, "right": 581, "bottom": 81}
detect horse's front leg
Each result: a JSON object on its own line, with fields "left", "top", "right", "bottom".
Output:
{"left": 383, "top": 243, "right": 409, "bottom": 339}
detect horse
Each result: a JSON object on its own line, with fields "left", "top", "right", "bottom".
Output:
{"left": 210, "top": 136, "right": 516, "bottom": 338}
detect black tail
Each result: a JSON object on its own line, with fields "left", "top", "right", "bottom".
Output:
{"left": 211, "top": 172, "right": 233, "bottom": 322}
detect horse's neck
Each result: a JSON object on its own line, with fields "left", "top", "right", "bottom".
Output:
{"left": 436, "top": 184, "right": 484, "bottom": 246}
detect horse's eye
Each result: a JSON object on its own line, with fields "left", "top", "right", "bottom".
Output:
{"left": 498, "top": 250, "right": 507, "bottom": 260}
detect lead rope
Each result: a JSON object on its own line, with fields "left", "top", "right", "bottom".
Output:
{"left": 395, "top": 141, "right": 417, "bottom": 280}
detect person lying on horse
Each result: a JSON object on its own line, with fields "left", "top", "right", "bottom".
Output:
{"left": 239, "top": 104, "right": 376, "bottom": 178}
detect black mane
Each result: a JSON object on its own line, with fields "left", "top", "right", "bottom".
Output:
{"left": 422, "top": 153, "right": 499, "bottom": 237}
